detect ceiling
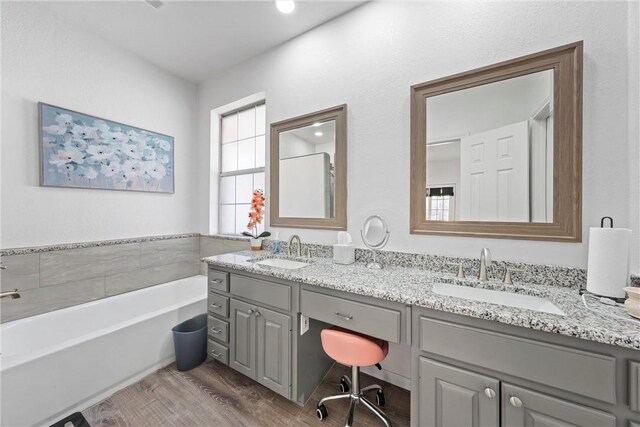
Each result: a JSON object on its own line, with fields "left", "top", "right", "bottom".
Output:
{"left": 37, "top": 0, "right": 365, "bottom": 83}
{"left": 286, "top": 120, "right": 336, "bottom": 145}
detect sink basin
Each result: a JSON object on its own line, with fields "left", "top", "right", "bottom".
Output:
{"left": 432, "top": 282, "right": 566, "bottom": 316}
{"left": 256, "top": 258, "right": 310, "bottom": 270}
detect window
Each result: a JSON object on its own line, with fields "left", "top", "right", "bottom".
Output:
{"left": 219, "top": 102, "right": 266, "bottom": 235}
{"left": 426, "top": 186, "right": 455, "bottom": 221}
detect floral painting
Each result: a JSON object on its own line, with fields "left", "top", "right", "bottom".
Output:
{"left": 39, "top": 103, "right": 174, "bottom": 193}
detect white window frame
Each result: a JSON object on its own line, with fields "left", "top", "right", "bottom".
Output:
{"left": 209, "top": 92, "right": 266, "bottom": 235}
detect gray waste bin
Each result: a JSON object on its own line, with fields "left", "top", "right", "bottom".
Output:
{"left": 172, "top": 313, "right": 207, "bottom": 371}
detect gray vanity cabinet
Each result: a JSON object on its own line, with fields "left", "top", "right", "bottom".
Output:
{"left": 229, "top": 298, "right": 256, "bottom": 379}
{"left": 228, "top": 297, "right": 292, "bottom": 399}
{"left": 502, "top": 383, "right": 616, "bottom": 427}
{"left": 419, "top": 357, "right": 499, "bottom": 427}
{"left": 256, "top": 306, "right": 291, "bottom": 398}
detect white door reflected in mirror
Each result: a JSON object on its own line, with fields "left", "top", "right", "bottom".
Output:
{"left": 279, "top": 120, "right": 336, "bottom": 219}
{"left": 426, "top": 69, "right": 554, "bottom": 223}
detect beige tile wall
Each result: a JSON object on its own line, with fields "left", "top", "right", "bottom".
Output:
{"left": 0, "top": 236, "right": 206, "bottom": 323}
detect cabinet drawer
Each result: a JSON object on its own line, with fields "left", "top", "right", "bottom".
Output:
{"left": 207, "top": 339, "right": 229, "bottom": 365}
{"left": 208, "top": 292, "right": 229, "bottom": 317}
{"left": 419, "top": 317, "right": 617, "bottom": 403}
{"left": 300, "top": 290, "right": 401, "bottom": 343}
{"left": 230, "top": 275, "right": 290, "bottom": 311}
{"left": 630, "top": 361, "right": 640, "bottom": 412}
{"left": 208, "top": 269, "right": 229, "bottom": 292}
{"left": 207, "top": 315, "right": 229, "bottom": 343}
{"left": 503, "top": 383, "right": 615, "bottom": 427}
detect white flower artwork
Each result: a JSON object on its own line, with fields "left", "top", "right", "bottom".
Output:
{"left": 39, "top": 103, "right": 174, "bottom": 193}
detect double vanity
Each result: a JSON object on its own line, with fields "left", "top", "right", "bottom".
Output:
{"left": 203, "top": 249, "right": 640, "bottom": 427}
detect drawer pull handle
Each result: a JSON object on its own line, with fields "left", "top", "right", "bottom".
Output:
{"left": 211, "top": 327, "right": 222, "bottom": 334}
{"left": 210, "top": 279, "right": 224, "bottom": 284}
{"left": 211, "top": 350, "right": 222, "bottom": 357}
{"left": 509, "top": 396, "right": 522, "bottom": 408}
{"left": 335, "top": 312, "right": 353, "bottom": 321}
{"left": 484, "top": 388, "right": 496, "bottom": 399}
{"left": 210, "top": 303, "right": 223, "bottom": 308}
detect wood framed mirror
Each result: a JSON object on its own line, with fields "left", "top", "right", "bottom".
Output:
{"left": 410, "top": 42, "right": 582, "bottom": 242}
{"left": 270, "top": 104, "right": 347, "bottom": 230}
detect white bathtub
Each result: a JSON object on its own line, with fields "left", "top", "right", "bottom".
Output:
{"left": 0, "top": 275, "right": 207, "bottom": 427}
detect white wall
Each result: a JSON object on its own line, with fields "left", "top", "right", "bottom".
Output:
{"left": 196, "top": 1, "right": 638, "bottom": 272}
{"left": 1, "top": 2, "right": 198, "bottom": 248}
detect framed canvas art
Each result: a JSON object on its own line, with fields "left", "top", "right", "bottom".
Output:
{"left": 39, "top": 102, "right": 175, "bottom": 193}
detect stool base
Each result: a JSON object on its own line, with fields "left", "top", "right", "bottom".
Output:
{"left": 317, "top": 366, "right": 391, "bottom": 427}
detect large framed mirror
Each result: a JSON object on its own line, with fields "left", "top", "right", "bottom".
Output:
{"left": 410, "top": 42, "right": 582, "bottom": 242}
{"left": 270, "top": 105, "right": 347, "bottom": 230}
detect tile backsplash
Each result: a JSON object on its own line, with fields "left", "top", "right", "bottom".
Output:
{"left": 0, "top": 234, "right": 249, "bottom": 323}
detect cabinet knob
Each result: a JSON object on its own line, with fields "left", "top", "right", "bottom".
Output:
{"left": 484, "top": 387, "right": 496, "bottom": 399}
{"left": 248, "top": 309, "right": 254, "bottom": 315}
{"left": 509, "top": 396, "right": 523, "bottom": 407}
{"left": 255, "top": 310, "right": 261, "bottom": 317}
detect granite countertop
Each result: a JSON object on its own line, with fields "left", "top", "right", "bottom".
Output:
{"left": 203, "top": 251, "right": 640, "bottom": 350}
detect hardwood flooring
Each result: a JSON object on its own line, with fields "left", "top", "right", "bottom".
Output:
{"left": 83, "top": 360, "right": 411, "bottom": 427}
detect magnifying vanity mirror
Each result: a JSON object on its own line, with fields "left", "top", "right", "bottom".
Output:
{"left": 410, "top": 42, "right": 582, "bottom": 242}
{"left": 361, "top": 215, "right": 390, "bottom": 269}
{"left": 270, "top": 105, "right": 347, "bottom": 230}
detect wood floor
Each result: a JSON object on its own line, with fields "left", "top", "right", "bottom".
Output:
{"left": 83, "top": 360, "right": 411, "bottom": 427}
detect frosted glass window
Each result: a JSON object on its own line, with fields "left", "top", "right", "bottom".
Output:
{"left": 235, "top": 204, "right": 251, "bottom": 234}
{"left": 220, "top": 176, "right": 235, "bottom": 204}
{"left": 237, "top": 138, "right": 256, "bottom": 170}
{"left": 256, "top": 104, "right": 266, "bottom": 136}
{"left": 221, "top": 114, "right": 238, "bottom": 143}
{"left": 238, "top": 108, "right": 256, "bottom": 140}
{"left": 221, "top": 142, "right": 237, "bottom": 173}
{"left": 217, "top": 101, "right": 266, "bottom": 235}
{"left": 255, "top": 135, "right": 266, "bottom": 168}
{"left": 254, "top": 172, "right": 265, "bottom": 193}
{"left": 235, "top": 174, "right": 253, "bottom": 204}
{"left": 220, "top": 205, "right": 235, "bottom": 234}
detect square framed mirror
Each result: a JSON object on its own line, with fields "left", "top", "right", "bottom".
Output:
{"left": 410, "top": 42, "right": 582, "bottom": 242}
{"left": 270, "top": 105, "right": 347, "bottom": 230}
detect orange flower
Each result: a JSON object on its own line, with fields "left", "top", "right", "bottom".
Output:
{"left": 247, "top": 189, "right": 266, "bottom": 236}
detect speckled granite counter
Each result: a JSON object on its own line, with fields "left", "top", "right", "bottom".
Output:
{"left": 203, "top": 251, "right": 640, "bottom": 350}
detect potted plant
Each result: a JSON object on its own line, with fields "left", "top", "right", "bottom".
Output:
{"left": 243, "top": 189, "right": 270, "bottom": 250}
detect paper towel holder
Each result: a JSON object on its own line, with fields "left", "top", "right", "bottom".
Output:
{"left": 600, "top": 216, "right": 613, "bottom": 228}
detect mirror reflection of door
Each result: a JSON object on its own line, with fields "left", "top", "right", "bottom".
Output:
{"left": 426, "top": 69, "right": 554, "bottom": 223}
{"left": 279, "top": 120, "right": 336, "bottom": 218}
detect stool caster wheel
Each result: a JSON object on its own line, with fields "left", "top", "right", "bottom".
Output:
{"left": 376, "top": 390, "right": 386, "bottom": 407}
{"left": 316, "top": 404, "right": 328, "bottom": 420}
{"left": 339, "top": 375, "right": 351, "bottom": 393}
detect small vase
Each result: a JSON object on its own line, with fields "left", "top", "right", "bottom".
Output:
{"left": 250, "top": 238, "right": 262, "bottom": 251}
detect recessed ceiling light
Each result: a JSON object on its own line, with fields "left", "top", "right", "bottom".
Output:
{"left": 276, "top": 0, "right": 296, "bottom": 14}
{"left": 315, "top": 131, "right": 323, "bottom": 137}
{"left": 312, "top": 122, "right": 322, "bottom": 127}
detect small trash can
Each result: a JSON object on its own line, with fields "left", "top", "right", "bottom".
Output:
{"left": 172, "top": 313, "right": 207, "bottom": 371}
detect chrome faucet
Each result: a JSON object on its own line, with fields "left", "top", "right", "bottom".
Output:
{"left": 478, "top": 248, "right": 492, "bottom": 281}
{"left": 0, "top": 289, "right": 21, "bottom": 299}
{"left": 287, "top": 235, "right": 302, "bottom": 257}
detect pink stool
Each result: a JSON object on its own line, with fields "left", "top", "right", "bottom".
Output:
{"left": 316, "top": 327, "right": 391, "bottom": 427}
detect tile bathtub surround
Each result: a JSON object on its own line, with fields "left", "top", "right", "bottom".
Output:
{"left": 0, "top": 235, "right": 201, "bottom": 323}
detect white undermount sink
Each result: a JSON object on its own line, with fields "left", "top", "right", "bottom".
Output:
{"left": 432, "top": 282, "right": 566, "bottom": 316}
{"left": 256, "top": 258, "right": 310, "bottom": 270}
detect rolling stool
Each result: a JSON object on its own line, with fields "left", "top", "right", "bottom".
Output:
{"left": 316, "top": 327, "right": 391, "bottom": 427}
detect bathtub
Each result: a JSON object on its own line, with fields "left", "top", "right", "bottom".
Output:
{"left": 0, "top": 275, "right": 207, "bottom": 427}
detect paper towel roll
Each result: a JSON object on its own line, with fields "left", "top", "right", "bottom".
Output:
{"left": 586, "top": 227, "right": 631, "bottom": 298}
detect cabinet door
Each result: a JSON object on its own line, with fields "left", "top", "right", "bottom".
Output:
{"left": 502, "top": 383, "right": 616, "bottom": 427}
{"left": 229, "top": 299, "right": 256, "bottom": 379}
{"left": 256, "top": 306, "right": 291, "bottom": 399}
{"left": 419, "top": 357, "right": 499, "bottom": 427}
